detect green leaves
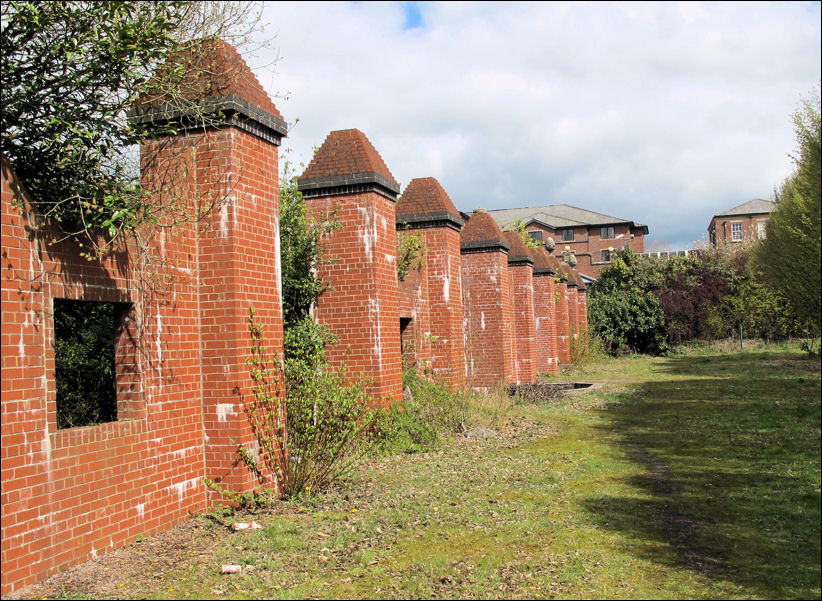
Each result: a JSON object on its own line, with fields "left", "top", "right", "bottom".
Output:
{"left": 756, "top": 90, "right": 821, "bottom": 335}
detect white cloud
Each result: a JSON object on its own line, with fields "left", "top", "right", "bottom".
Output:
{"left": 251, "top": 1, "right": 821, "bottom": 250}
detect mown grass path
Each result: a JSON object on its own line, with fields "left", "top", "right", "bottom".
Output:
{"left": 12, "top": 348, "right": 821, "bottom": 600}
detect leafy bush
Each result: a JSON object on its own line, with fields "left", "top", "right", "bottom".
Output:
{"left": 589, "top": 246, "right": 809, "bottom": 355}
{"left": 381, "top": 370, "right": 471, "bottom": 454}
{"left": 570, "top": 329, "right": 607, "bottom": 366}
{"left": 282, "top": 319, "right": 384, "bottom": 496}
{"left": 587, "top": 250, "right": 670, "bottom": 355}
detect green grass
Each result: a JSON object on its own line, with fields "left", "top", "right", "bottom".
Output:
{"left": 29, "top": 343, "right": 821, "bottom": 600}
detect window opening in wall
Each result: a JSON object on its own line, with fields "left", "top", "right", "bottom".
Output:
{"left": 757, "top": 220, "right": 767, "bottom": 239}
{"left": 601, "top": 249, "right": 612, "bottom": 262}
{"left": 731, "top": 222, "right": 743, "bottom": 242}
{"left": 561, "top": 228, "right": 574, "bottom": 242}
{"left": 528, "top": 231, "right": 543, "bottom": 243}
{"left": 601, "top": 226, "right": 615, "bottom": 239}
{"left": 54, "top": 298, "right": 132, "bottom": 429}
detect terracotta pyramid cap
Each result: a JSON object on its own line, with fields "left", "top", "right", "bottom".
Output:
{"left": 461, "top": 209, "right": 510, "bottom": 252}
{"left": 136, "top": 37, "right": 282, "bottom": 120}
{"left": 502, "top": 231, "right": 534, "bottom": 265}
{"left": 397, "top": 177, "right": 459, "bottom": 217}
{"left": 532, "top": 246, "right": 557, "bottom": 275}
{"left": 300, "top": 129, "right": 397, "bottom": 184}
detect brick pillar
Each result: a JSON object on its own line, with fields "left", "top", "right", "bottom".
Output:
{"left": 555, "top": 266, "right": 571, "bottom": 366}
{"left": 567, "top": 278, "right": 579, "bottom": 348}
{"left": 579, "top": 287, "right": 589, "bottom": 334}
{"left": 134, "top": 39, "right": 288, "bottom": 496}
{"left": 298, "top": 129, "right": 402, "bottom": 406}
{"left": 502, "top": 232, "right": 536, "bottom": 384}
{"left": 396, "top": 178, "right": 466, "bottom": 390}
{"left": 532, "top": 246, "right": 559, "bottom": 375}
{"left": 460, "top": 209, "right": 514, "bottom": 391}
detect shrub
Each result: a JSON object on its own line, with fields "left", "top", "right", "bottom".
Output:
{"left": 381, "top": 370, "right": 470, "bottom": 454}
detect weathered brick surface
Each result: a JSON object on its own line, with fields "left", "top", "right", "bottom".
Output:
{"left": 554, "top": 263, "right": 572, "bottom": 365}
{"left": 460, "top": 211, "right": 514, "bottom": 391}
{"left": 299, "top": 130, "right": 403, "bottom": 406}
{"left": 396, "top": 178, "right": 465, "bottom": 389}
{"left": 532, "top": 247, "right": 559, "bottom": 375}
{"left": 502, "top": 232, "right": 536, "bottom": 384}
{"left": 1, "top": 44, "right": 284, "bottom": 595}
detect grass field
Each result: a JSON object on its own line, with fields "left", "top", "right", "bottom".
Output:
{"left": 18, "top": 343, "right": 821, "bottom": 600}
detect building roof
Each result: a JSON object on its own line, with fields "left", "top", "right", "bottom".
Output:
{"left": 712, "top": 198, "right": 776, "bottom": 219}
{"left": 487, "top": 204, "right": 648, "bottom": 234}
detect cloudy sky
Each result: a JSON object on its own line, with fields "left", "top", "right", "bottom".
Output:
{"left": 248, "top": 1, "right": 820, "bottom": 250}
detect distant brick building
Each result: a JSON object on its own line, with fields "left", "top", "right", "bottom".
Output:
{"left": 487, "top": 205, "right": 648, "bottom": 278}
{"left": 708, "top": 198, "right": 776, "bottom": 247}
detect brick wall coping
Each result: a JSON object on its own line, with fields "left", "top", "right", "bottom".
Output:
{"left": 460, "top": 240, "right": 510, "bottom": 254}
{"left": 396, "top": 211, "right": 464, "bottom": 231}
{"left": 129, "top": 94, "right": 287, "bottom": 145}
{"left": 297, "top": 172, "right": 400, "bottom": 201}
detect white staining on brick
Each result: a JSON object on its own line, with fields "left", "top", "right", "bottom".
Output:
{"left": 155, "top": 313, "right": 163, "bottom": 374}
{"left": 219, "top": 202, "right": 229, "bottom": 239}
{"left": 169, "top": 476, "right": 198, "bottom": 502}
{"left": 135, "top": 503, "right": 145, "bottom": 517}
{"left": 369, "top": 297, "right": 382, "bottom": 364}
{"left": 481, "top": 312, "right": 486, "bottom": 330}
{"left": 216, "top": 403, "right": 234, "bottom": 423}
{"left": 357, "top": 207, "right": 374, "bottom": 262}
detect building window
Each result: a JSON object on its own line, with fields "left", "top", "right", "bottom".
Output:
{"left": 601, "top": 226, "right": 615, "bottom": 239}
{"left": 528, "top": 231, "right": 543, "bottom": 244}
{"left": 561, "top": 228, "right": 574, "bottom": 242}
{"left": 731, "top": 222, "right": 743, "bottom": 242}
{"left": 601, "top": 249, "right": 612, "bottom": 262}
{"left": 756, "top": 220, "right": 767, "bottom": 239}
{"left": 54, "top": 299, "right": 135, "bottom": 429}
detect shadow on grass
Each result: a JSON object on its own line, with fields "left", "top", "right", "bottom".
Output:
{"left": 582, "top": 351, "right": 821, "bottom": 599}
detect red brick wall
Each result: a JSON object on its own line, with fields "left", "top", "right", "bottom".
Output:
{"left": 397, "top": 248, "right": 432, "bottom": 373}
{"left": 567, "top": 284, "right": 579, "bottom": 346}
{"left": 555, "top": 280, "right": 571, "bottom": 365}
{"left": 533, "top": 274, "right": 559, "bottom": 375}
{"left": 708, "top": 214, "right": 770, "bottom": 246}
{"left": 1, "top": 124, "right": 283, "bottom": 594}
{"left": 508, "top": 263, "right": 537, "bottom": 384}
{"left": 526, "top": 223, "right": 646, "bottom": 277}
{"left": 305, "top": 191, "right": 403, "bottom": 406}
{"left": 423, "top": 226, "right": 466, "bottom": 389}
{"left": 461, "top": 250, "right": 514, "bottom": 391}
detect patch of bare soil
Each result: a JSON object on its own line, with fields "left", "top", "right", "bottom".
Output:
{"left": 4, "top": 414, "right": 546, "bottom": 601}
